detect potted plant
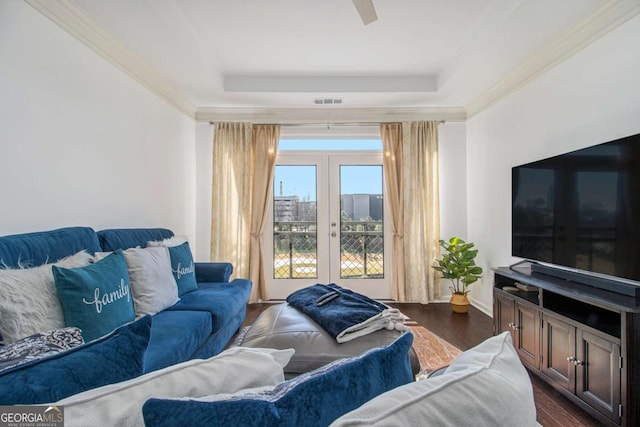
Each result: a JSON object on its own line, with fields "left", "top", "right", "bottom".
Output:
{"left": 432, "top": 237, "right": 483, "bottom": 313}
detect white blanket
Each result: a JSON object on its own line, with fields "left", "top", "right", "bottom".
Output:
{"left": 337, "top": 308, "right": 408, "bottom": 343}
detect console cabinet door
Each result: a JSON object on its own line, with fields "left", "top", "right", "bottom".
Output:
{"left": 542, "top": 314, "right": 576, "bottom": 393}
{"left": 515, "top": 301, "right": 541, "bottom": 370}
{"left": 495, "top": 292, "right": 516, "bottom": 339}
{"left": 576, "top": 330, "right": 621, "bottom": 424}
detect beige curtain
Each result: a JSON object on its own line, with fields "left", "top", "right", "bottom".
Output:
{"left": 380, "top": 123, "right": 405, "bottom": 301}
{"left": 402, "top": 121, "right": 441, "bottom": 303}
{"left": 210, "top": 122, "right": 253, "bottom": 280}
{"left": 248, "top": 125, "right": 280, "bottom": 302}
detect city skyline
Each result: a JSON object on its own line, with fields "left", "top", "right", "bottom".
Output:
{"left": 274, "top": 165, "right": 383, "bottom": 202}
{"left": 274, "top": 193, "right": 383, "bottom": 222}
{"left": 274, "top": 139, "right": 383, "bottom": 201}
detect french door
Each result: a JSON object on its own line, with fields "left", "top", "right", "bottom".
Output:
{"left": 264, "top": 151, "right": 392, "bottom": 300}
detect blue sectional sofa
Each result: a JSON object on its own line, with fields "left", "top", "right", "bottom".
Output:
{"left": 0, "top": 226, "right": 252, "bottom": 403}
{"left": 0, "top": 227, "right": 538, "bottom": 426}
{"left": 96, "top": 227, "right": 252, "bottom": 372}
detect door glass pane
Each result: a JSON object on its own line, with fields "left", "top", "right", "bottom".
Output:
{"left": 339, "top": 165, "right": 383, "bottom": 279}
{"left": 273, "top": 166, "right": 317, "bottom": 278}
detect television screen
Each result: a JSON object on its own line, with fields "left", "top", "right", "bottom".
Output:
{"left": 512, "top": 133, "right": 640, "bottom": 282}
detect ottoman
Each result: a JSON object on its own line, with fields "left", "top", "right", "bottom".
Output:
{"left": 237, "top": 303, "right": 420, "bottom": 378}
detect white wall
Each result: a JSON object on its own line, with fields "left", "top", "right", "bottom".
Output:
{"left": 465, "top": 15, "right": 640, "bottom": 314}
{"left": 438, "top": 122, "right": 468, "bottom": 299}
{"left": 195, "top": 122, "right": 214, "bottom": 261}
{"left": 0, "top": 2, "right": 196, "bottom": 245}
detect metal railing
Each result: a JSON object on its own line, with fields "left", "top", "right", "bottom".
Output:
{"left": 274, "top": 221, "right": 317, "bottom": 279}
{"left": 274, "top": 221, "right": 383, "bottom": 279}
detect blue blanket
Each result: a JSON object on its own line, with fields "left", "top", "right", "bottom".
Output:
{"left": 286, "top": 284, "right": 406, "bottom": 343}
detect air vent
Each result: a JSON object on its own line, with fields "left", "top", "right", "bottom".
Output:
{"left": 313, "top": 98, "right": 343, "bottom": 105}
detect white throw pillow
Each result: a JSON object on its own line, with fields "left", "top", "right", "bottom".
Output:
{"left": 0, "top": 251, "right": 93, "bottom": 344}
{"left": 122, "top": 247, "right": 179, "bottom": 317}
{"left": 92, "top": 251, "right": 112, "bottom": 261}
{"left": 147, "top": 235, "right": 188, "bottom": 248}
{"left": 54, "top": 346, "right": 295, "bottom": 427}
{"left": 331, "top": 332, "right": 537, "bottom": 427}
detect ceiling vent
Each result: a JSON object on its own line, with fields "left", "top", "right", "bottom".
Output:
{"left": 313, "top": 98, "right": 343, "bottom": 105}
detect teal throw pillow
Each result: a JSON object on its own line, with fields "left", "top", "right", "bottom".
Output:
{"left": 167, "top": 242, "right": 198, "bottom": 296}
{"left": 53, "top": 250, "right": 135, "bottom": 342}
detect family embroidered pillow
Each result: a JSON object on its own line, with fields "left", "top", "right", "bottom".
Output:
{"left": 52, "top": 250, "right": 134, "bottom": 342}
{"left": 148, "top": 238, "right": 197, "bottom": 296}
{"left": 122, "top": 246, "right": 179, "bottom": 316}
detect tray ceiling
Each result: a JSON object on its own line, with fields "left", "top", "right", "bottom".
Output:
{"left": 27, "top": 0, "right": 640, "bottom": 119}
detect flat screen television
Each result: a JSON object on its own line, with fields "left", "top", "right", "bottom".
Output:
{"left": 512, "top": 132, "right": 640, "bottom": 288}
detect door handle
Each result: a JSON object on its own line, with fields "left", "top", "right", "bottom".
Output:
{"left": 331, "top": 222, "right": 336, "bottom": 227}
{"left": 331, "top": 232, "right": 337, "bottom": 237}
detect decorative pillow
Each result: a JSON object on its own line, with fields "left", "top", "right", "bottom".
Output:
{"left": 142, "top": 332, "right": 414, "bottom": 427}
{"left": 148, "top": 235, "right": 188, "bottom": 248}
{"left": 0, "top": 327, "right": 83, "bottom": 372}
{"left": 56, "top": 346, "right": 294, "bottom": 427}
{"left": 52, "top": 250, "right": 135, "bottom": 342}
{"left": 0, "top": 316, "right": 151, "bottom": 405}
{"left": 148, "top": 238, "right": 198, "bottom": 296}
{"left": 92, "top": 251, "right": 112, "bottom": 261}
{"left": 330, "top": 332, "right": 537, "bottom": 427}
{"left": 122, "top": 246, "right": 180, "bottom": 316}
{"left": 0, "top": 250, "right": 93, "bottom": 344}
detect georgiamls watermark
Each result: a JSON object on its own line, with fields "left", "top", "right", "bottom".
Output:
{"left": 0, "top": 405, "right": 64, "bottom": 427}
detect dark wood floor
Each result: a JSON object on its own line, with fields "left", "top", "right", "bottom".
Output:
{"left": 242, "top": 302, "right": 602, "bottom": 427}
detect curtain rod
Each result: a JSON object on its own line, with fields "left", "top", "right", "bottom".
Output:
{"left": 208, "top": 120, "right": 446, "bottom": 127}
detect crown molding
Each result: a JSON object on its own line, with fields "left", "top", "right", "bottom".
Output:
{"left": 194, "top": 107, "right": 467, "bottom": 124}
{"left": 465, "top": 0, "right": 640, "bottom": 118}
{"left": 25, "top": 0, "right": 197, "bottom": 118}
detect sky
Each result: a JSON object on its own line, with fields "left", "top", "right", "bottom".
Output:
{"left": 274, "top": 139, "right": 383, "bottom": 201}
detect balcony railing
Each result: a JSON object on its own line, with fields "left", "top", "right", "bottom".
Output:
{"left": 274, "top": 220, "right": 384, "bottom": 279}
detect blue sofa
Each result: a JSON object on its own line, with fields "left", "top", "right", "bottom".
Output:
{"left": 0, "top": 226, "right": 251, "bottom": 402}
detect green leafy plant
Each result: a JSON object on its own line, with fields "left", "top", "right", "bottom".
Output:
{"left": 432, "top": 237, "right": 483, "bottom": 294}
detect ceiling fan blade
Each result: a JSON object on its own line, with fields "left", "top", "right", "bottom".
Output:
{"left": 352, "top": 0, "right": 378, "bottom": 25}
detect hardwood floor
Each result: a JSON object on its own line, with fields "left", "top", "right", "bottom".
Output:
{"left": 241, "top": 302, "right": 603, "bottom": 426}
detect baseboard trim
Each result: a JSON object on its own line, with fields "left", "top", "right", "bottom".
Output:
{"left": 469, "top": 297, "right": 493, "bottom": 317}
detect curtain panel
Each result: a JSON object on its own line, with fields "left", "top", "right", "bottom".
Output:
{"left": 402, "top": 121, "right": 441, "bottom": 303}
{"left": 211, "top": 122, "right": 280, "bottom": 302}
{"left": 248, "top": 125, "right": 280, "bottom": 301}
{"left": 210, "top": 122, "right": 253, "bottom": 280}
{"left": 380, "top": 123, "right": 405, "bottom": 301}
{"left": 381, "top": 121, "right": 441, "bottom": 303}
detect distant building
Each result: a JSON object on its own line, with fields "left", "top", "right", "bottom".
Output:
{"left": 274, "top": 196, "right": 299, "bottom": 222}
{"left": 297, "top": 200, "right": 317, "bottom": 221}
{"left": 352, "top": 194, "right": 370, "bottom": 221}
{"left": 341, "top": 194, "right": 383, "bottom": 221}
{"left": 276, "top": 193, "right": 382, "bottom": 222}
{"left": 369, "top": 194, "right": 383, "bottom": 220}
